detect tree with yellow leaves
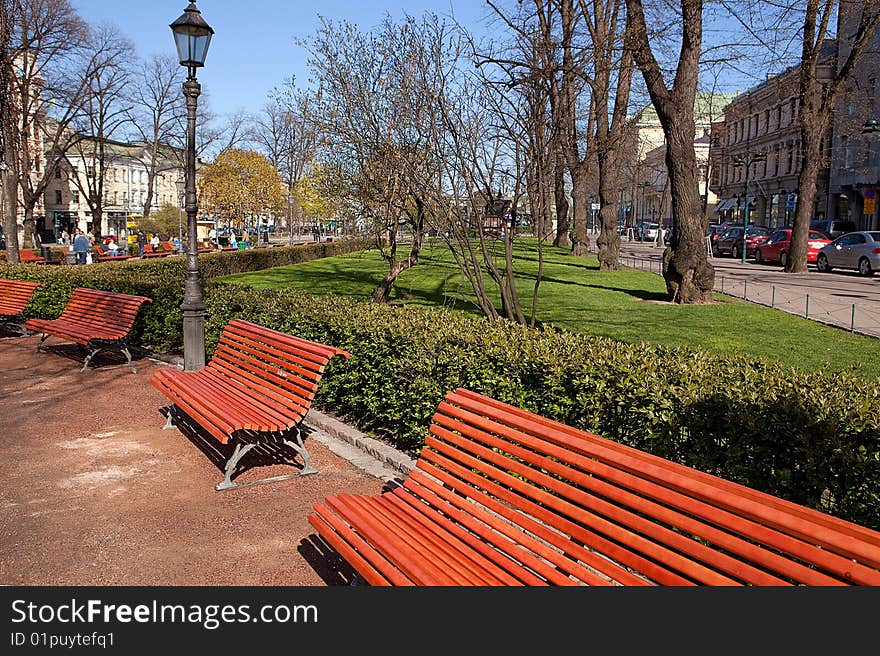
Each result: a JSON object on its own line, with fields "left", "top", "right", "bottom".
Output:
{"left": 199, "top": 149, "right": 285, "bottom": 225}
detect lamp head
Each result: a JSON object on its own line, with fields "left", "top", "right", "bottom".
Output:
{"left": 170, "top": 2, "right": 214, "bottom": 68}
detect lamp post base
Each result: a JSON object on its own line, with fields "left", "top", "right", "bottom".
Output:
{"left": 182, "top": 305, "right": 206, "bottom": 371}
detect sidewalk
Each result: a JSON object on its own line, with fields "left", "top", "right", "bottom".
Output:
{"left": 613, "top": 239, "right": 880, "bottom": 338}
{"left": 0, "top": 332, "right": 409, "bottom": 586}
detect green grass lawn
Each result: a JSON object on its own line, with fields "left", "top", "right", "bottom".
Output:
{"left": 218, "top": 239, "right": 880, "bottom": 379}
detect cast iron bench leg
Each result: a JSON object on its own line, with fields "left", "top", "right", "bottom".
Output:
{"left": 33, "top": 334, "right": 49, "bottom": 353}
{"left": 216, "top": 442, "right": 257, "bottom": 491}
{"left": 284, "top": 426, "right": 318, "bottom": 476}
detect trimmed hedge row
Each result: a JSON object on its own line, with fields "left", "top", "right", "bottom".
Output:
{"left": 0, "top": 238, "right": 372, "bottom": 352}
{"left": 202, "top": 284, "right": 880, "bottom": 529}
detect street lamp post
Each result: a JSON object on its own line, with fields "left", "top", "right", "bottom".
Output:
{"left": 171, "top": 1, "right": 214, "bottom": 372}
{"left": 175, "top": 177, "right": 185, "bottom": 250}
{"left": 732, "top": 150, "right": 766, "bottom": 264}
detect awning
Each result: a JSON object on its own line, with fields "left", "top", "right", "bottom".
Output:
{"left": 714, "top": 198, "right": 735, "bottom": 213}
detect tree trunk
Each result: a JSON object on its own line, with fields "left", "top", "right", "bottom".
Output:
{"left": 21, "top": 206, "right": 35, "bottom": 248}
{"left": 569, "top": 167, "right": 591, "bottom": 255}
{"left": 786, "top": 131, "right": 822, "bottom": 273}
{"left": 662, "top": 123, "right": 715, "bottom": 303}
{"left": 552, "top": 145, "right": 570, "bottom": 248}
{"left": 596, "top": 154, "right": 620, "bottom": 271}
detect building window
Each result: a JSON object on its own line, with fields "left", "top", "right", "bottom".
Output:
{"left": 843, "top": 136, "right": 853, "bottom": 169}
{"left": 113, "top": 191, "right": 118, "bottom": 205}
{"left": 71, "top": 190, "right": 79, "bottom": 204}
{"left": 54, "top": 168, "right": 61, "bottom": 179}
{"left": 54, "top": 190, "right": 62, "bottom": 204}
{"left": 86, "top": 166, "right": 95, "bottom": 177}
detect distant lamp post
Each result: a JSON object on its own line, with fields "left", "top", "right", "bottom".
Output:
{"left": 175, "top": 176, "right": 185, "bottom": 249}
{"left": 171, "top": 1, "right": 213, "bottom": 372}
{"left": 286, "top": 193, "right": 294, "bottom": 245}
{"left": 732, "top": 150, "right": 766, "bottom": 264}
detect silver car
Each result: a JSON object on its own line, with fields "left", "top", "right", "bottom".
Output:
{"left": 816, "top": 231, "right": 880, "bottom": 276}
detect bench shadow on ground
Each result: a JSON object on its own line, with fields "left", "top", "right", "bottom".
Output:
{"left": 160, "top": 405, "right": 313, "bottom": 485}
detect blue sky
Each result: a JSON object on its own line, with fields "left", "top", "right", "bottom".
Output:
{"left": 72, "top": 0, "right": 491, "bottom": 119}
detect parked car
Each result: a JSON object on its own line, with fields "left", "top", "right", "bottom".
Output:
{"left": 809, "top": 219, "right": 857, "bottom": 240}
{"left": 712, "top": 225, "right": 770, "bottom": 259}
{"left": 640, "top": 222, "right": 669, "bottom": 243}
{"left": 816, "top": 231, "right": 880, "bottom": 276}
{"left": 753, "top": 228, "right": 831, "bottom": 266}
{"left": 708, "top": 221, "right": 742, "bottom": 244}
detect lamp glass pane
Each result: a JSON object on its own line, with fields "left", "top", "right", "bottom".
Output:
{"left": 192, "top": 33, "right": 211, "bottom": 65}
{"left": 173, "top": 31, "right": 191, "bottom": 64}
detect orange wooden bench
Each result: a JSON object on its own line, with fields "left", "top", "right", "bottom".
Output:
{"left": 0, "top": 278, "right": 44, "bottom": 334}
{"left": 95, "top": 245, "right": 133, "bottom": 262}
{"left": 142, "top": 244, "right": 172, "bottom": 258}
{"left": 2, "top": 249, "right": 56, "bottom": 264}
{"left": 151, "top": 319, "right": 351, "bottom": 491}
{"left": 25, "top": 288, "right": 153, "bottom": 373}
{"left": 310, "top": 388, "right": 880, "bottom": 586}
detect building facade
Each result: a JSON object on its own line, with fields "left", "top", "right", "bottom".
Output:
{"left": 629, "top": 92, "right": 735, "bottom": 227}
{"left": 42, "top": 139, "right": 185, "bottom": 241}
{"left": 828, "top": 1, "right": 880, "bottom": 230}
{"left": 708, "top": 41, "right": 837, "bottom": 228}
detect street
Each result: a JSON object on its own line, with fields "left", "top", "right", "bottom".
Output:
{"left": 613, "top": 239, "right": 880, "bottom": 338}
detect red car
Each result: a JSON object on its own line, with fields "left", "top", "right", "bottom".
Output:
{"left": 753, "top": 228, "right": 831, "bottom": 266}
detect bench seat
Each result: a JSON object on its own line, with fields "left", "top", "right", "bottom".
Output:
{"left": 25, "top": 287, "right": 152, "bottom": 372}
{"left": 310, "top": 388, "right": 880, "bottom": 586}
{"left": 152, "top": 319, "right": 351, "bottom": 490}
{"left": 0, "top": 279, "right": 44, "bottom": 334}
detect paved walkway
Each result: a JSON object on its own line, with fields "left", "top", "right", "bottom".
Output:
{"left": 612, "top": 239, "right": 880, "bottom": 337}
{"left": 0, "top": 331, "right": 412, "bottom": 586}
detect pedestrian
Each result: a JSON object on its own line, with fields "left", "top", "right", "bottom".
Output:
{"left": 60, "top": 229, "right": 70, "bottom": 246}
{"left": 72, "top": 229, "right": 90, "bottom": 265}
{"left": 229, "top": 228, "right": 237, "bottom": 249}
{"left": 312, "top": 223, "right": 320, "bottom": 242}
{"left": 136, "top": 230, "right": 147, "bottom": 257}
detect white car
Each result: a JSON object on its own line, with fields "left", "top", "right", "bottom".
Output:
{"left": 816, "top": 231, "right": 880, "bottom": 276}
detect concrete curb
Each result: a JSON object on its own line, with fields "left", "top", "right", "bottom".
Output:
{"left": 305, "top": 408, "right": 416, "bottom": 479}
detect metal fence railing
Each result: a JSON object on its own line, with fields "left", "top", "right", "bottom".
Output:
{"left": 616, "top": 252, "right": 880, "bottom": 339}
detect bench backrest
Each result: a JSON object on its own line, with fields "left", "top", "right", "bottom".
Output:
{"left": 58, "top": 288, "right": 152, "bottom": 336}
{"left": 0, "top": 279, "right": 44, "bottom": 317}
{"left": 414, "top": 388, "right": 880, "bottom": 586}
{"left": 208, "top": 319, "right": 350, "bottom": 421}
{"left": 3, "top": 249, "right": 42, "bottom": 262}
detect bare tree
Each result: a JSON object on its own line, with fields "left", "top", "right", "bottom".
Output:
{"left": 1, "top": 0, "right": 89, "bottom": 260}
{"left": 125, "top": 53, "right": 185, "bottom": 220}
{"left": 63, "top": 23, "right": 132, "bottom": 239}
{"left": 305, "top": 15, "right": 449, "bottom": 302}
{"left": 252, "top": 81, "right": 317, "bottom": 237}
{"left": 579, "top": 0, "right": 636, "bottom": 271}
{"left": 785, "top": 0, "right": 880, "bottom": 272}
{"left": 626, "top": 0, "right": 715, "bottom": 303}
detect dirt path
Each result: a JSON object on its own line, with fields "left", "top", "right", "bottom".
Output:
{"left": 0, "top": 332, "right": 385, "bottom": 586}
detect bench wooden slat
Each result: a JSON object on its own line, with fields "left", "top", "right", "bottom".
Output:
{"left": 309, "top": 388, "right": 880, "bottom": 586}
{"left": 398, "top": 475, "right": 621, "bottom": 586}
{"left": 309, "top": 505, "right": 410, "bottom": 586}
{"left": 0, "top": 279, "right": 43, "bottom": 318}
{"left": 446, "top": 392, "right": 880, "bottom": 582}
{"left": 453, "top": 389, "right": 880, "bottom": 557}
{"left": 428, "top": 409, "right": 838, "bottom": 586}
{"left": 208, "top": 358, "right": 314, "bottom": 416}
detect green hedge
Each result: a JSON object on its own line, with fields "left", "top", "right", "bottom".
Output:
{"left": 0, "top": 238, "right": 372, "bottom": 352}
{"left": 202, "top": 285, "right": 880, "bottom": 530}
